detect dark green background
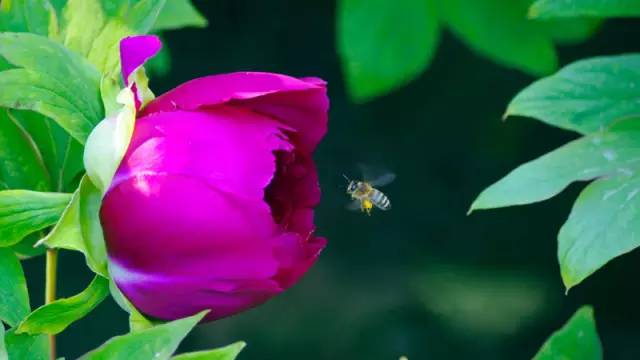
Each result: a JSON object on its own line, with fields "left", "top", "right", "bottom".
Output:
{"left": 21, "top": 1, "right": 640, "bottom": 359}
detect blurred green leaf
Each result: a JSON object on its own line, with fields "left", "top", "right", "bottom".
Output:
{"left": 0, "top": 0, "right": 57, "bottom": 35}
{"left": 42, "top": 176, "right": 108, "bottom": 277}
{"left": 440, "top": 0, "right": 557, "bottom": 77}
{"left": 0, "top": 32, "right": 103, "bottom": 143}
{"left": 0, "top": 322, "right": 7, "bottom": 360}
{"left": 0, "top": 189, "right": 70, "bottom": 247}
{"left": 172, "top": 342, "right": 246, "bottom": 360}
{"left": 505, "top": 54, "right": 640, "bottom": 135}
{"left": 152, "top": 0, "right": 207, "bottom": 31}
{"left": 533, "top": 306, "right": 601, "bottom": 360}
{"left": 559, "top": 173, "right": 640, "bottom": 290}
{"left": 80, "top": 311, "right": 208, "bottom": 360}
{"left": 16, "top": 275, "right": 109, "bottom": 335}
{"left": 0, "top": 110, "right": 50, "bottom": 191}
{"left": 4, "top": 330, "right": 49, "bottom": 360}
{"left": 530, "top": 0, "right": 640, "bottom": 19}
{"left": 470, "top": 126, "right": 640, "bottom": 211}
{"left": 0, "top": 248, "right": 29, "bottom": 327}
{"left": 337, "top": 0, "right": 439, "bottom": 101}
{"left": 541, "top": 18, "right": 601, "bottom": 45}
{"left": 60, "top": 0, "right": 106, "bottom": 56}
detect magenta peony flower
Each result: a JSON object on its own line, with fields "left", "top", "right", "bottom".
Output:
{"left": 99, "top": 36, "right": 328, "bottom": 321}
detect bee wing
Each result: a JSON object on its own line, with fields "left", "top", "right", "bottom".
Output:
{"left": 345, "top": 199, "right": 362, "bottom": 211}
{"left": 357, "top": 163, "right": 396, "bottom": 187}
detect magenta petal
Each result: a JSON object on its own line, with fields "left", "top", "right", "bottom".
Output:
{"left": 142, "top": 72, "right": 328, "bottom": 152}
{"left": 119, "top": 35, "right": 162, "bottom": 86}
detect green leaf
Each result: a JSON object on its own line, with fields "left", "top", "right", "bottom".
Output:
{"left": 16, "top": 275, "right": 109, "bottom": 335}
{"left": 172, "top": 342, "right": 246, "bottom": 360}
{"left": 470, "top": 127, "right": 640, "bottom": 212}
{"left": 11, "top": 233, "right": 47, "bottom": 259}
{"left": 440, "top": 0, "right": 557, "bottom": 77}
{"left": 337, "top": 0, "right": 439, "bottom": 101}
{"left": 80, "top": 311, "right": 208, "bottom": 360}
{"left": 42, "top": 176, "right": 108, "bottom": 277}
{"left": 59, "top": 0, "right": 107, "bottom": 56}
{"left": 0, "top": 322, "right": 7, "bottom": 360}
{"left": 0, "top": 32, "right": 103, "bottom": 143}
{"left": 4, "top": 330, "right": 49, "bottom": 360}
{"left": 152, "top": 0, "right": 207, "bottom": 31}
{"left": 0, "top": 0, "right": 57, "bottom": 35}
{"left": 505, "top": 54, "right": 640, "bottom": 135}
{"left": 559, "top": 173, "right": 640, "bottom": 289}
{"left": 529, "top": 0, "right": 640, "bottom": 19}
{"left": 541, "top": 18, "right": 602, "bottom": 45}
{"left": 533, "top": 306, "right": 602, "bottom": 360}
{"left": 0, "top": 248, "right": 29, "bottom": 326}
{"left": 0, "top": 110, "right": 50, "bottom": 191}
{"left": 0, "top": 189, "right": 70, "bottom": 247}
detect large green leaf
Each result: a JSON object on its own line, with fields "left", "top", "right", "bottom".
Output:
{"left": 470, "top": 127, "right": 640, "bottom": 211}
{"left": 559, "top": 173, "right": 640, "bottom": 289}
{"left": 533, "top": 306, "right": 601, "bottom": 360}
{"left": 0, "top": 0, "right": 56, "bottom": 35}
{"left": 172, "top": 342, "right": 246, "bottom": 360}
{"left": 16, "top": 275, "right": 109, "bottom": 335}
{"left": 440, "top": 0, "right": 557, "bottom": 77}
{"left": 0, "top": 32, "right": 103, "bottom": 143}
{"left": 0, "top": 110, "right": 50, "bottom": 191}
{"left": 80, "top": 311, "right": 207, "bottom": 360}
{"left": 14, "top": 110, "right": 84, "bottom": 192}
{"left": 4, "top": 330, "right": 49, "bottom": 360}
{"left": 0, "top": 248, "right": 29, "bottom": 327}
{"left": 42, "top": 176, "right": 108, "bottom": 277}
{"left": 529, "top": 0, "right": 640, "bottom": 19}
{"left": 108, "top": 277, "right": 156, "bottom": 333}
{"left": 0, "top": 189, "right": 70, "bottom": 247}
{"left": 505, "top": 54, "right": 640, "bottom": 135}
{"left": 337, "top": 0, "right": 439, "bottom": 101}
{"left": 152, "top": 0, "right": 207, "bottom": 31}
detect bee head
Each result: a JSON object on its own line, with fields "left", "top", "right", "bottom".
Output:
{"left": 347, "top": 181, "right": 357, "bottom": 193}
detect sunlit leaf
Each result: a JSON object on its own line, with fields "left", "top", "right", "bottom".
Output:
{"left": 505, "top": 54, "right": 640, "bottom": 135}
{"left": 42, "top": 176, "right": 108, "bottom": 277}
{"left": 0, "top": 32, "right": 103, "bottom": 143}
{"left": 470, "top": 126, "right": 640, "bottom": 211}
{"left": 16, "top": 275, "right": 109, "bottom": 335}
{"left": 440, "top": 0, "right": 557, "bottom": 77}
{"left": 172, "top": 342, "right": 246, "bottom": 360}
{"left": 59, "top": 0, "right": 106, "bottom": 56}
{"left": 559, "top": 173, "right": 640, "bottom": 290}
{"left": 0, "top": 190, "right": 70, "bottom": 247}
{"left": 4, "top": 330, "right": 49, "bottom": 360}
{"left": 533, "top": 306, "right": 601, "bottom": 360}
{"left": 337, "top": 0, "right": 439, "bottom": 101}
{"left": 152, "top": 0, "right": 206, "bottom": 31}
{"left": 529, "top": 0, "right": 640, "bottom": 19}
{"left": 0, "top": 110, "right": 50, "bottom": 191}
{"left": 0, "top": 248, "right": 29, "bottom": 326}
{"left": 80, "top": 311, "right": 208, "bottom": 360}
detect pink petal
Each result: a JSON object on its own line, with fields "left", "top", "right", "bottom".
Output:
{"left": 120, "top": 35, "right": 162, "bottom": 86}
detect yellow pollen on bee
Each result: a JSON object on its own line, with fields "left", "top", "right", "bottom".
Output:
{"left": 362, "top": 199, "right": 373, "bottom": 215}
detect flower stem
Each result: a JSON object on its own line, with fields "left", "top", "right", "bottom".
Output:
{"left": 45, "top": 249, "right": 58, "bottom": 360}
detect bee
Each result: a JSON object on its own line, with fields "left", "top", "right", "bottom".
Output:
{"left": 344, "top": 167, "right": 395, "bottom": 215}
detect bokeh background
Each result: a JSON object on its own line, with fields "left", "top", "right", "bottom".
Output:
{"left": 20, "top": 1, "right": 640, "bottom": 359}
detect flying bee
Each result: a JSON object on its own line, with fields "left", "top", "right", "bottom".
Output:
{"left": 344, "top": 167, "right": 395, "bottom": 215}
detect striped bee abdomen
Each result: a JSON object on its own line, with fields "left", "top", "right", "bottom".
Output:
{"left": 371, "top": 189, "right": 391, "bottom": 210}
